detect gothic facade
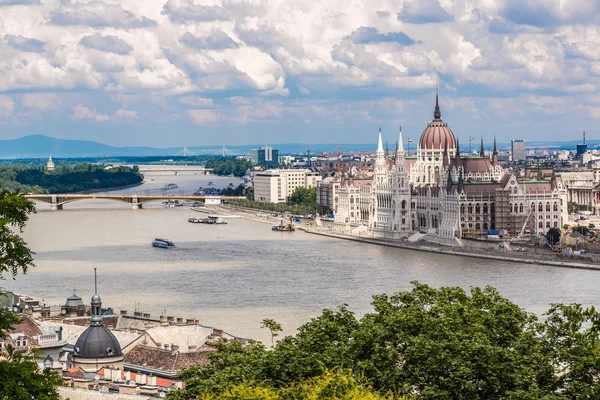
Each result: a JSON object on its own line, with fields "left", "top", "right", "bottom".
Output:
{"left": 334, "top": 94, "right": 568, "bottom": 242}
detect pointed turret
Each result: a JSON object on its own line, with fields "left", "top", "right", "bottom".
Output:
{"left": 434, "top": 86, "right": 441, "bottom": 120}
{"left": 376, "top": 127, "right": 384, "bottom": 155}
{"left": 90, "top": 268, "right": 103, "bottom": 326}
{"left": 453, "top": 138, "right": 462, "bottom": 168}
{"left": 480, "top": 136, "right": 485, "bottom": 157}
{"left": 443, "top": 139, "right": 450, "bottom": 168}
{"left": 492, "top": 136, "right": 499, "bottom": 166}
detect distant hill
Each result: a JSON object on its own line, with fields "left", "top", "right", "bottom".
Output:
{"left": 0, "top": 135, "right": 593, "bottom": 159}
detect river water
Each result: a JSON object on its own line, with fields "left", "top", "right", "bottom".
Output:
{"left": 4, "top": 171, "right": 600, "bottom": 344}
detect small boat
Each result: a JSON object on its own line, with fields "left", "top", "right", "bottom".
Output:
{"left": 272, "top": 220, "right": 295, "bottom": 232}
{"left": 208, "top": 216, "right": 227, "bottom": 224}
{"left": 208, "top": 181, "right": 214, "bottom": 186}
{"left": 152, "top": 240, "right": 169, "bottom": 248}
{"left": 188, "top": 217, "right": 200, "bottom": 223}
{"left": 164, "top": 183, "right": 179, "bottom": 190}
{"left": 154, "top": 238, "right": 174, "bottom": 246}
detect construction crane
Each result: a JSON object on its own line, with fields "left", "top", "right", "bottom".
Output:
{"left": 519, "top": 204, "right": 535, "bottom": 239}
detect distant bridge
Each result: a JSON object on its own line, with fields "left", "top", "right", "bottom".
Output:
{"left": 133, "top": 165, "right": 213, "bottom": 175}
{"left": 24, "top": 194, "right": 244, "bottom": 210}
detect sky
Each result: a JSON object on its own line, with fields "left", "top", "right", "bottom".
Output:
{"left": 0, "top": 0, "right": 598, "bottom": 148}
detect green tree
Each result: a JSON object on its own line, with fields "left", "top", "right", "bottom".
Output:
{"left": 246, "top": 186, "right": 254, "bottom": 201}
{"left": 173, "top": 283, "right": 600, "bottom": 399}
{"left": 0, "top": 191, "right": 62, "bottom": 399}
{"left": 546, "top": 227, "right": 562, "bottom": 246}
{"left": 261, "top": 318, "right": 282, "bottom": 347}
{"left": 572, "top": 226, "right": 590, "bottom": 236}
{"left": 568, "top": 202, "right": 575, "bottom": 214}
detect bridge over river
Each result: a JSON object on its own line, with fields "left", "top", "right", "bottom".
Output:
{"left": 24, "top": 194, "right": 244, "bottom": 210}
{"left": 132, "top": 165, "right": 213, "bottom": 175}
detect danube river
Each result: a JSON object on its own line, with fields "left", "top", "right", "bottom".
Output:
{"left": 5, "top": 172, "right": 600, "bottom": 343}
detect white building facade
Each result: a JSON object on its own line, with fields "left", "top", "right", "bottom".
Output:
{"left": 254, "top": 169, "right": 322, "bottom": 203}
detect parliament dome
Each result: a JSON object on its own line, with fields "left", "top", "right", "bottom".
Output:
{"left": 418, "top": 93, "right": 457, "bottom": 151}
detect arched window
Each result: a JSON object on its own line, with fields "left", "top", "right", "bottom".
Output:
{"left": 538, "top": 203, "right": 543, "bottom": 212}
{"left": 476, "top": 223, "right": 481, "bottom": 230}
{"left": 483, "top": 204, "right": 488, "bottom": 214}
{"left": 553, "top": 202, "right": 558, "bottom": 211}
{"left": 539, "top": 221, "right": 543, "bottom": 228}
{"left": 483, "top": 223, "right": 488, "bottom": 230}
{"left": 546, "top": 203, "right": 550, "bottom": 212}
{"left": 402, "top": 200, "right": 406, "bottom": 210}
{"left": 468, "top": 204, "right": 473, "bottom": 214}
{"left": 519, "top": 203, "right": 524, "bottom": 213}
{"left": 476, "top": 204, "right": 481, "bottom": 214}
{"left": 460, "top": 204, "right": 465, "bottom": 214}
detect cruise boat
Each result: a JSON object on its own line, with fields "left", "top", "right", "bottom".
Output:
{"left": 152, "top": 239, "right": 170, "bottom": 248}
{"left": 154, "top": 238, "right": 175, "bottom": 246}
{"left": 163, "top": 183, "right": 179, "bottom": 190}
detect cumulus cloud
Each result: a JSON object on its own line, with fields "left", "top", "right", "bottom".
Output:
{"left": 187, "top": 109, "right": 219, "bottom": 124}
{"left": 346, "top": 27, "right": 420, "bottom": 45}
{"left": 51, "top": 1, "right": 155, "bottom": 28}
{"left": 80, "top": 34, "right": 133, "bottom": 54}
{"left": 397, "top": 0, "right": 454, "bottom": 24}
{"left": 114, "top": 109, "right": 137, "bottom": 119}
{"left": 72, "top": 105, "right": 110, "bottom": 122}
{"left": 501, "top": 0, "right": 600, "bottom": 28}
{"left": 162, "top": 0, "right": 229, "bottom": 22}
{"left": 4, "top": 34, "right": 45, "bottom": 52}
{"left": 71, "top": 105, "right": 139, "bottom": 122}
{"left": 180, "top": 31, "right": 239, "bottom": 50}
{"left": 0, "top": 0, "right": 598, "bottom": 143}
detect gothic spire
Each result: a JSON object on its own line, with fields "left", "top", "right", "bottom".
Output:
{"left": 434, "top": 86, "right": 441, "bottom": 120}
{"left": 480, "top": 136, "right": 485, "bottom": 157}
{"left": 377, "top": 127, "right": 384, "bottom": 155}
{"left": 493, "top": 136, "right": 498, "bottom": 155}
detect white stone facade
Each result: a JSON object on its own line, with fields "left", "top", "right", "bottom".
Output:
{"left": 254, "top": 169, "right": 322, "bottom": 203}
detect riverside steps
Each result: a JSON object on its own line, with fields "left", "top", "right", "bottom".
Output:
{"left": 302, "top": 229, "right": 600, "bottom": 272}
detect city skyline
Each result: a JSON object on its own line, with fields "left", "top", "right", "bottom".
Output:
{"left": 0, "top": 0, "right": 598, "bottom": 147}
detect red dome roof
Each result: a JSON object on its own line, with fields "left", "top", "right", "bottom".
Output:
{"left": 419, "top": 121, "right": 456, "bottom": 150}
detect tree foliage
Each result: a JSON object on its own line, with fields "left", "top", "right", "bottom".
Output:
{"left": 170, "top": 283, "right": 600, "bottom": 400}
{"left": 546, "top": 227, "right": 562, "bottom": 246}
{"left": 205, "top": 158, "right": 251, "bottom": 177}
{"left": 14, "top": 164, "right": 142, "bottom": 194}
{"left": 0, "top": 191, "right": 61, "bottom": 399}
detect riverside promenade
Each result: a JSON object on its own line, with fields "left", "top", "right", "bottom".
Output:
{"left": 215, "top": 204, "right": 600, "bottom": 271}
{"left": 302, "top": 229, "right": 600, "bottom": 272}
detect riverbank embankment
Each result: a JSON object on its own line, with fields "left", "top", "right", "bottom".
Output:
{"left": 303, "top": 229, "right": 600, "bottom": 272}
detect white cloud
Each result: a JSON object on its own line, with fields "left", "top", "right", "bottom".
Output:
{"left": 187, "top": 109, "right": 219, "bottom": 124}
{"left": 0, "top": 0, "right": 597, "bottom": 143}
{"left": 80, "top": 34, "right": 133, "bottom": 54}
{"left": 72, "top": 104, "right": 111, "bottom": 122}
{"left": 115, "top": 109, "right": 137, "bottom": 119}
